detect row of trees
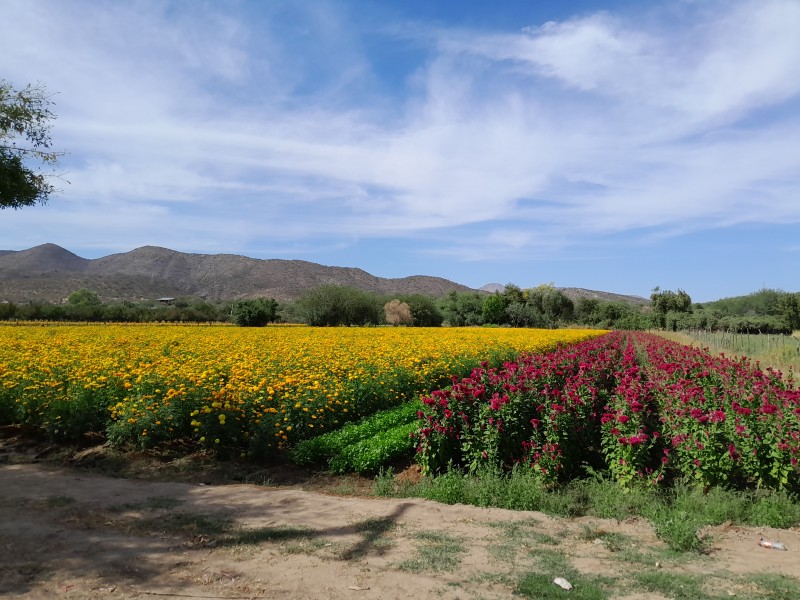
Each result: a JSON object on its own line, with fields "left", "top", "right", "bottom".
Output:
{"left": 651, "top": 287, "right": 800, "bottom": 334}
{"left": 2, "top": 284, "right": 798, "bottom": 333}
{"left": 0, "top": 290, "right": 231, "bottom": 323}
{"left": 0, "top": 286, "right": 444, "bottom": 327}
{"left": 442, "top": 284, "right": 576, "bottom": 328}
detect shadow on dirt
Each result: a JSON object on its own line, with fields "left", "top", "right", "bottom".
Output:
{"left": 0, "top": 460, "right": 411, "bottom": 596}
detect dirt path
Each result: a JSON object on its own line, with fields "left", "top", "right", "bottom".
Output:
{"left": 2, "top": 461, "right": 800, "bottom": 600}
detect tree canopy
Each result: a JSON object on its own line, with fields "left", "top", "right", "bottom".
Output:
{"left": 1, "top": 80, "right": 65, "bottom": 209}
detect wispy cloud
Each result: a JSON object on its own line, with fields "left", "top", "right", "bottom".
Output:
{"left": 1, "top": 0, "right": 799, "bottom": 266}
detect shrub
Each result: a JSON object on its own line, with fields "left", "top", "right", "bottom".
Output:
{"left": 384, "top": 299, "right": 413, "bottom": 326}
{"left": 230, "top": 298, "right": 278, "bottom": 327}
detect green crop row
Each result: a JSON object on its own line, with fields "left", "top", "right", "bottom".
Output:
{"left": 290, "top": 398, "right": 422, "bottom": 472}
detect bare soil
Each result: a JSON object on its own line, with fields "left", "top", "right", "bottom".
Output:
{"left": 2, "top": 427, "right": 799, "bottom": 600}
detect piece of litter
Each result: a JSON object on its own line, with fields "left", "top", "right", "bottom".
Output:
{"left": 348, "top": 585, "right": 370, "bottom": 591}
{"left": 553, "top": 577, "right": 573, "bottom": 590}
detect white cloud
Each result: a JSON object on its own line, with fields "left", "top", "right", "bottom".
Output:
{"left": 1, "top": 0, "right": 799, "bottom": 262}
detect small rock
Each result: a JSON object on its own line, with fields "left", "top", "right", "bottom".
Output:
{"left": 553, "top": 577, "right": 573, "bottom": 591}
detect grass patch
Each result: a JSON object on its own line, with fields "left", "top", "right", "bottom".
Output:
{"left": 745, "top": 573, "right": 800, "bottom": 600}
{"left": 633, "top": 571, "right": 716, "bottom": 599}
{"left": 486, "top": 519, "right": 551, "bottom": 565}
{"left": 578, "top": 526, "right": 631, "bottom": 553}
{"left": 516, "top": 573, "right": 609, "bottom": 600}
{"left": 525, "top": 545, "right": 574, "bottom": 576}
{"left": 398, "top": 530, "right": 465, "bottom": 573}
{"left": 375, "top": 467, "right": 800, "bottom": 553}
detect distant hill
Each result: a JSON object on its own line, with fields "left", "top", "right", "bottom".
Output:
{"left": 0, "top": 244, "right": 654, "bottom": 306}
{"left": 558, "top": 287, "right": 650, "bottom": 307}
{"left": 0, "top": 244, "right": 476, "bottom": 303}
{"left": 480, "top": 283, "right": 506, "bottom": 294}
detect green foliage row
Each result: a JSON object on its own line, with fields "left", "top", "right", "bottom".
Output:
{"left": 0, "top": 295, "right": 234, "bottom": 324}
{"left": 329, "top": 421, "right": 418, "bottom": 474}
{"left": 1, "top": 285, "right": 445, "bottom": 328}
{"left": 293, "top": 285, "right": 444, "bottom": 327}
{"left": 4, "top": 281, "right": 797, "bottom": 334}
{"left": 681, "top": 288, "right": 800, "bottom": 334}
{"left": 443, "top": 284, "right": 576, "bottom": 328}
{"left": 290, "top": 399, "right": 422, "bottom": 470}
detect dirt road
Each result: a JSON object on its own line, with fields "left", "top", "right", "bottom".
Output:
{"left": 2, "top": 459, "right": 800, "bottom": 600}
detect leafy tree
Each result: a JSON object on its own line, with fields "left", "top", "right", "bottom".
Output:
{"left": 650, "top": 287, "right": 692, "bottom": 328}
{"left": 525, "top": 283, "right": 574, "bottom": 328}
{"left": 230, "top": 298, "right": 278, "bottom": 327}
{"left": 574, "top": 297, "right": 600, "bottom": 324}
{"left": 505, "top": 301, "right": 541, "bottom": 327}
{"left": 482, "top": 293, "right": 508, "bottom": 325}
{"left": 503, "top": 283, "right": 525, "bottom": 305}
{"left": 384, "top": 299, "right": 413, "bottom": 325}
{"left": 440, "top": 292, "right": 484, "bottom": 326}
{"left": 778, "top": 292, "right": 800, "bottom": 331}
{"left": 398, "top": 294, "right": 443, "bottom": 327}
{"left": 0, "top": 301, "right": 16, "bottom": 320}
{"left": 67, "top": 288, "right": 101, "bottom": 306}
{"left": 1, "top": 80, "right": 65, "bottom": 209}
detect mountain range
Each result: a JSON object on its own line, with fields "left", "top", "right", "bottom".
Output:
{"left": 0, "top": 244, "right": 477, "bottom": 303}
{"left": 0, "top": 244, "right": 649, "bottom": 306}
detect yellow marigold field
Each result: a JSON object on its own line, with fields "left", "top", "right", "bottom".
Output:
{"left": 0, "top": 323, "right": 606, "bottom": 455}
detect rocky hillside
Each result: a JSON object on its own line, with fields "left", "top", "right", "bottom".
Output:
{"left": 0, "top": 244, "right": 475, "bottom": 303}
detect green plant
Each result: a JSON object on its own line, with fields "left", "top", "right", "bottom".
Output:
{"left": 746, "top": 488, "right": 800, "bottom": 528}
{"left": 290, "top": 399, "right": 421, "bottom": 470}
{"left": 329, "top": 421, "right": 418, "bottom": 473}
{"left": 643, "top": 504, "right": 706, "bottom": 552}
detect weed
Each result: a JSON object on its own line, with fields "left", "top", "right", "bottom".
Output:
{"left": 578, "top": 526, "right": 630, "bottom": 552}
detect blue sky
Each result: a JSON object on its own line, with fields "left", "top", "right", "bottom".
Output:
{"left": 2, "top": 0, "right": 799, "bottom": 302}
